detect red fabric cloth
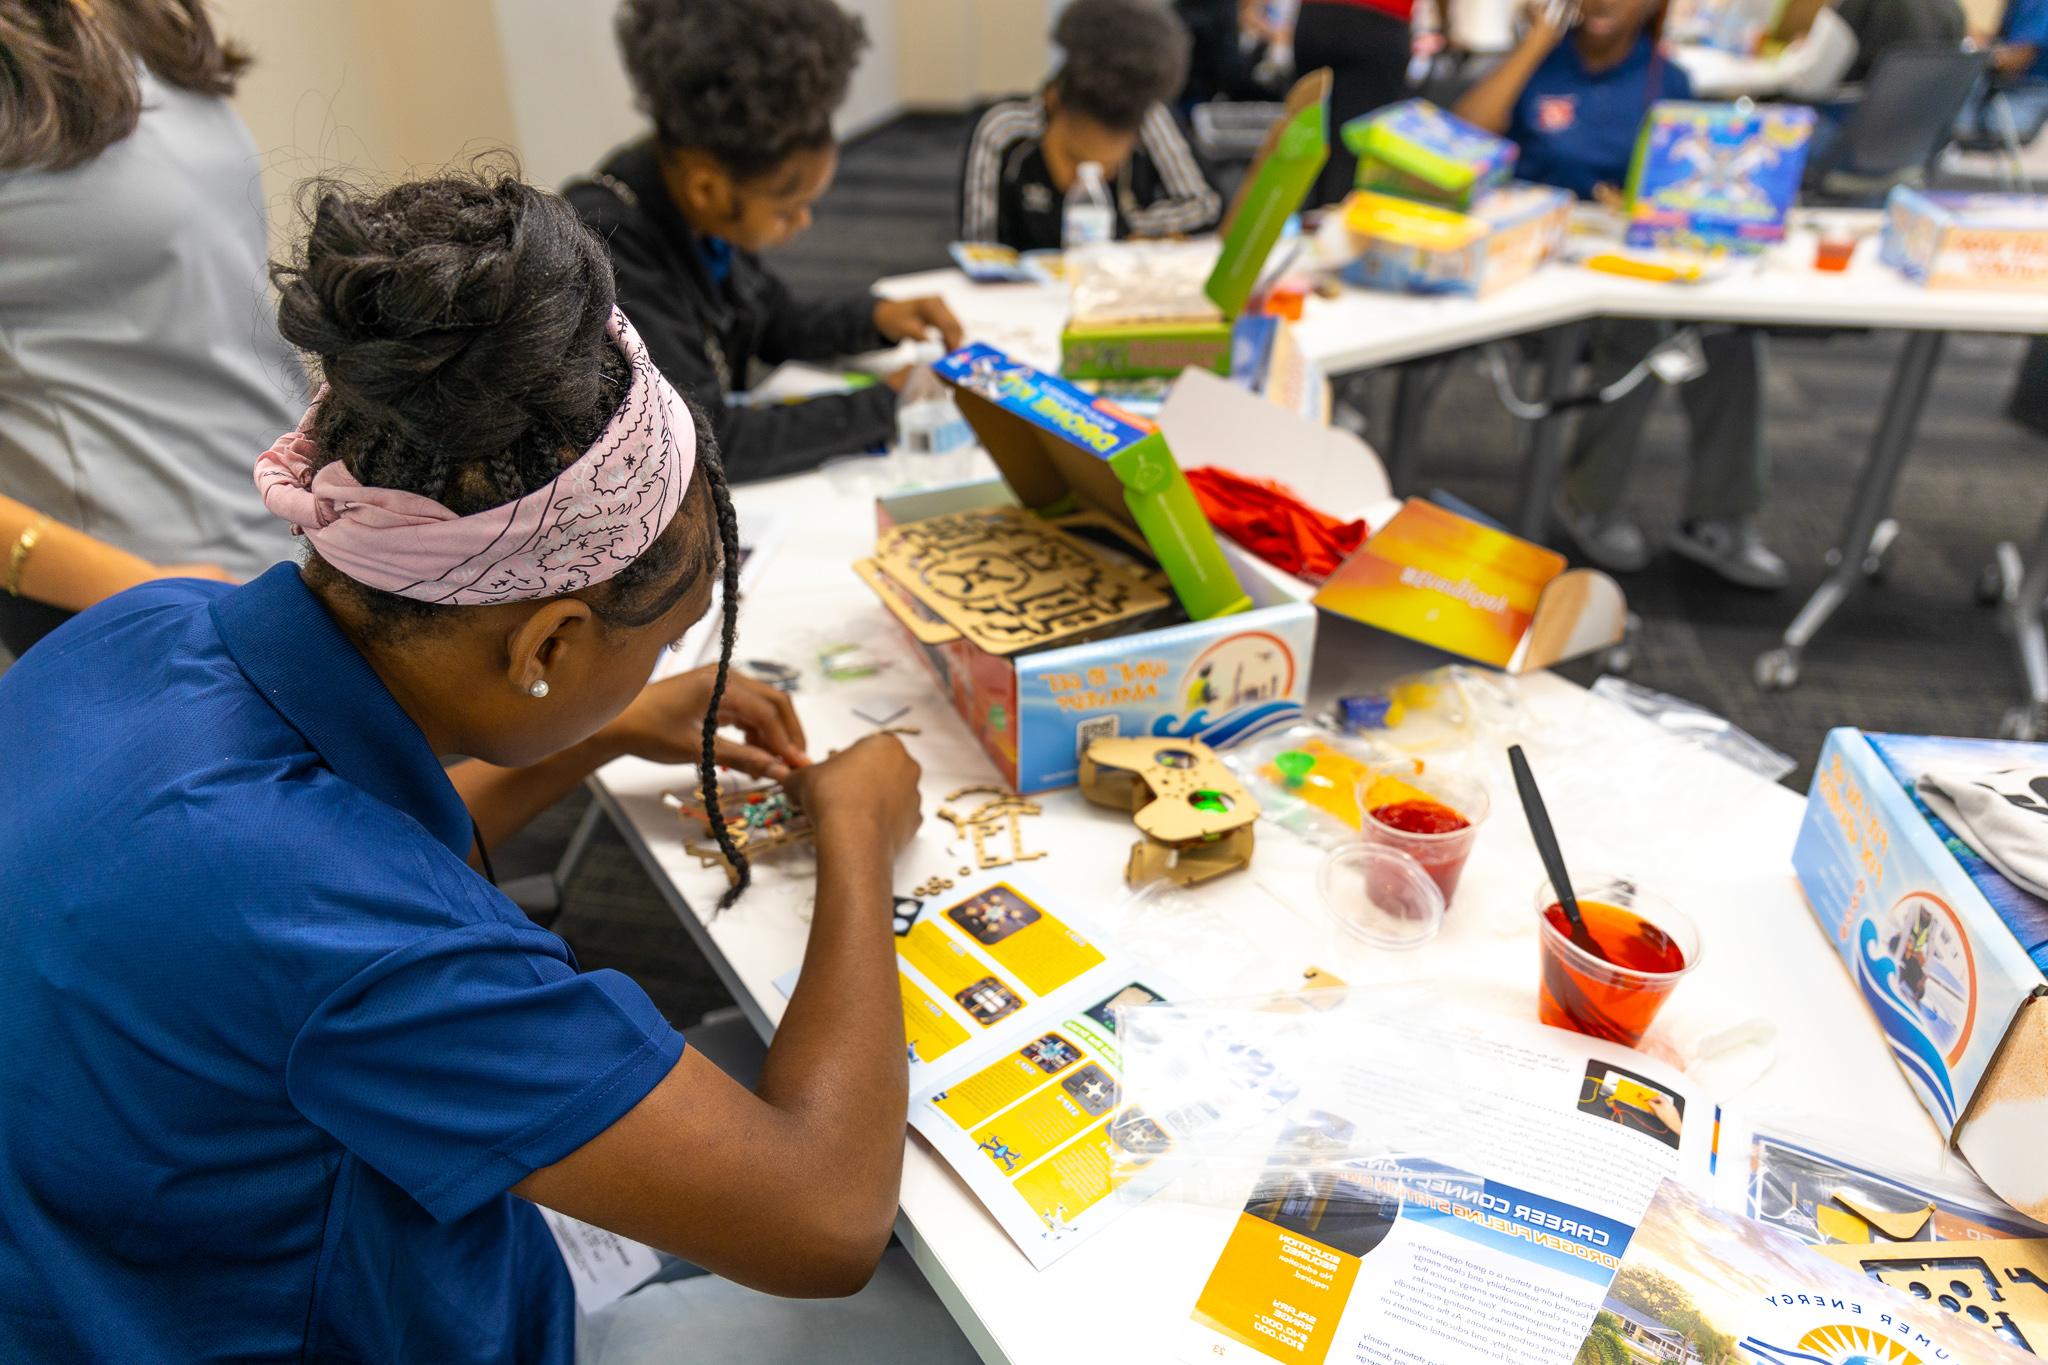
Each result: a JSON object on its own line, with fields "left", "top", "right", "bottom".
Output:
{"left": 1302, "top": 0, "right": 1418, "bottom": 23}
{"left": 1186, "top": 465, "right": 1366, "bottom": 583}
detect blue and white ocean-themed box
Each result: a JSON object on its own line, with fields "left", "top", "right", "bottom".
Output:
{"left": 1792, "top": 728, "right": 2048, "bottom": 1221}
{"left": 867, "top": 478, "right": 1316, "bottom": 794}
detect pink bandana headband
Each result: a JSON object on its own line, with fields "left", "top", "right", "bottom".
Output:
{"left": 255, "top": 308, "right": 694, "bottom": 606}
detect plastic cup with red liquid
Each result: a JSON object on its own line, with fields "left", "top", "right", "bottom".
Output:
{"left": 1356, "top": 766, "right": 1490, "bottom": 906}
{"left": 1534, "top": 873, "right": 1700, "bottom": 1048}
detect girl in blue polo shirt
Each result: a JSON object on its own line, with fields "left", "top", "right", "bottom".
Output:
{"left": 1457, "top": 0, "right": 1788, "bottom": 589}
{"left": 0, "top": 173, "right": 975, "bottom": 1364}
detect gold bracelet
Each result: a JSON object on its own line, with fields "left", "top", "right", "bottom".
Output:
{"left": 5, "top": 515, "right": 51, "bottom": 598}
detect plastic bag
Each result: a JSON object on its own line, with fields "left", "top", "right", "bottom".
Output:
{"left": 1108, "top": 987, "right": 1476, "bottom": 1208}
{"left": 1321, "top": 665, "right": 1527, "bottom": 756}
{"left": 1589, "top": 675, "right": 1795, "bottom": 782}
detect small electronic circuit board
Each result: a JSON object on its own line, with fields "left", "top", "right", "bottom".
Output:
{"left": 663, "top": 782, "right": 815, "bottom": 885}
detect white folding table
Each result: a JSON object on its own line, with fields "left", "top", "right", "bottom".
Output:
{"left": 588, "top": 467, "right": 1952, "bottom": 1364}
{"left": 881, "top": 227, "right": 2048, "bottom": 686}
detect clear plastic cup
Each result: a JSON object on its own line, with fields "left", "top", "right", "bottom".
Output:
{"left": 1355, "top": 765, "right": 1490, "bottom": 905}
{"left": 1318, "top": 844, "right": 1446, "bottom": 948}
{"left": 1534, "top": 872, "right": 1701, "bottom": 1048}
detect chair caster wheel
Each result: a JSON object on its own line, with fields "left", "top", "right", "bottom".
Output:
{"left": 1754, "top": 648, "right": 1800, "bottom": 691}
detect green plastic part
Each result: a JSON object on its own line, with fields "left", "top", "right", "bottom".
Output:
{"left": 1273, "top": 749, "right": 1316, "bottom": 789}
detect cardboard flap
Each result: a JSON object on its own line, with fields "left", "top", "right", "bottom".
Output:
{"left": 1955, "top": 986, "right": 2048, "bottom": 1222}
{"left": 1159, "top": 366, "right": 1390, "bottom": 519}
{"left": 1206, "top": 69, "right": 1330, "bottom": 317}
{"left": 1506, "top": 569, "right": 1628, "bottom": 674}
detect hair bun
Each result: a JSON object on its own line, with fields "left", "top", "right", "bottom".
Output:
{"left": 274, "top": 171, "right": 617, "bottom": 484}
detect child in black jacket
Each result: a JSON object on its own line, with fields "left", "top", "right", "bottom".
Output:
{"left": 569, "top": 0, "right": 961, "bottom": 482}
{"left": 959, "top": 0, "right": 1221, "bottom": 253}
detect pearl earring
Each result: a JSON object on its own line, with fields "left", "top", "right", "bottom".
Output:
{"left": 528, "top": 679, "right": 550, "bottom": 699}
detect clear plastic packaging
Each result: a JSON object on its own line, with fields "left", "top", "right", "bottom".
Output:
{"left": 1223, "top": 725, "right": 1393, "bottom": 849}
{"left": 1730, "top": 1121, "right": 2046, "bottom": 1245}
{"left": 1321, "top": 664, "right": 1527, "bottom": 755}
{"left": 1589, "top": 675, "right": 1795, "bottom": 782}
{"left": 1107, "top": 987, "right": 1477, "bottom": 1207}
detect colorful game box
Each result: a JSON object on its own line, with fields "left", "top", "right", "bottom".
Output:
{"left": 1880, "top": 187, "right": 2048, "bottom": 292}
{"left": 1310, "top": 499, "right": 1625, "bottom": 672}
{"left": 1336, "top": 182, "right": 1571, "bottom": 298}
{"left": 929, "top": 343, "right": 1248, "bottom": 621}
{"left": 1060, "top": 70, "right": 1328, "bottom": 380}
{"left": 859, "top": 345, "right": 1316, "bottom": 793}
{"left": 1624, "top": 101, "right": 1816, "bottom": 253}
{"left": 1792, "top": 728, "right": 2048, "bottom": 1222}
{"left": 1342, "top": 98, "right": 1518, "bottom": 210}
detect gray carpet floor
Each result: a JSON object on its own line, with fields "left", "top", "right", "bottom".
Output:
{"left": 524, "top": 113, "right": 2048, "bottom": 1025}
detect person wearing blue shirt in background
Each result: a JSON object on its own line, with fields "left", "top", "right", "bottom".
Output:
{"left": 1457, "top": 0, "right": 1790, "bottom": 589}
{"left": 1958, "top": 0, "right": 2048, "bottom": 145}
{"left": 0, "top": 171, "right": 977, "bottom": 1364}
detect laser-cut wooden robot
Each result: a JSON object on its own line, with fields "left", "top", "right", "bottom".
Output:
{"left": 1079, "top": 736, "right": 1259, "bottom": 886}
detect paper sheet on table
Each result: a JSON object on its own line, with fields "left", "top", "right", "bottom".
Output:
{"left": 773, "top": 871, "right": 1189, "bottom": 1268}
{"left": 1159, "top": 1010, "right": 1720, "bottom": 1364}
{"left": 541, "top": 1208, "right": 661, "bottom": 1314}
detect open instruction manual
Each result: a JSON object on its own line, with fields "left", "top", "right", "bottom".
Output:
{"left": 775, "top": 871, "right": 1184, "bottom": 1269}
{"left": 1135, "top": 1000, "right": 2041, "bottom": 1365}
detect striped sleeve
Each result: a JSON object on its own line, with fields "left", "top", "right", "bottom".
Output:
{"left": 960, "top": 99, "right": 1046, "bottom": 245}
{"left": 1125, "top": 104, "right": 1223, "bottom": 239}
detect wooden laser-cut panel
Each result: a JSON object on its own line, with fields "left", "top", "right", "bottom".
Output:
{"left": 873, "top": 507, "right": 1168, "bottom": 656}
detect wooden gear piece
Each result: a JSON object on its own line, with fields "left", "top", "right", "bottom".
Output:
{"left": 1078, "top": 736, "right": 1259, "bottom": 887}
{"left": 853, "top": 506, "right": 1169, "bottom": 657}
{"left": 662, "top": 783, "right": 816, "bottom": 885}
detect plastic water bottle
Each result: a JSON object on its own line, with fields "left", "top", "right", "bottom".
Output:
{"left": 1063, "top": 162, "right": 1114, "bottom": 252}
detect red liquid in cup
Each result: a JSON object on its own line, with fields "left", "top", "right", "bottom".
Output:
{"left": 1538, "top": 898, "right": 1688, "bottom": 1046}
{"left": 1814, "top": 238, "right": 1854, "bottom": 272}
{"left": 1367, "top": 798, "right": 1473, "bottom": 900}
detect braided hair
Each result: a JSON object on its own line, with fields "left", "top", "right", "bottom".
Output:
{"left": 272, "top": 167, "right": 752, "bottom": 902}
{"left": 697, "top": 450, "right": 749, "bottom": 909}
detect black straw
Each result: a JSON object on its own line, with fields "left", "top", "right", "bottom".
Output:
{"left": 1508, "top": 745, "right": 1593, "bottom": 947}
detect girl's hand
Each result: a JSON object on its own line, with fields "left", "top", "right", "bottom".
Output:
{"left": 603, "top": 667, "right": 809, "bottom": 779}
{"left": 786, "top": 733, "right": 923, "bottom": 857}
{"left": 1519, "top": 0, "right": 1572, "bottom": 51}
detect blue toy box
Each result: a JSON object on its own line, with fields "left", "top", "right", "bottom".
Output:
{"left": 1792, "top": 728, "right": 2048, "bottom": 1220}
{"left": 1624, "top": 102, "right": 1816, "bottom": 253}
{"left": 1879, "top": 187, "right": 2048, "bottom": 292}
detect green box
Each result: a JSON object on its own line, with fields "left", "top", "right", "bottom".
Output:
{"left": 1344, "top": 98, "right": 1518, "bottom": 211}
{"left": 1060, "top": 70, "right": 1329, "bottom": 381}
{"left": 933, "top": 343, "right": 1250, "bottom": 620}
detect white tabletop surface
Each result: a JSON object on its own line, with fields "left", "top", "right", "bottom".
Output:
{"left": 591, "top": 467, "right": 1953, "bottom": 1364}
{"left": 880, "top": 217, "right": 2048, "bottom": 381}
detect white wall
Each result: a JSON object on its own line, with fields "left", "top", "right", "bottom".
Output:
{"left": 219, "top": 0, "right": 1051, "bottom": 227}
{"left": 898, "top": 0, "right": 1058, "bottom": 109}
{"left": 489, "top": 0, "right": 906, "bottom": 191}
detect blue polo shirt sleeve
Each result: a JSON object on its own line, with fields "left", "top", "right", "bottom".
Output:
{"left": 286, "top": 918, "right": 687, "bottom": 1222}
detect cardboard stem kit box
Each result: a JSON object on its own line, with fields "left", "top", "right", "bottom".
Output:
{"left": 1341, "top": 98, "right": 1518, "bottom": 210}
{"left": 1624, "top": 101, "right": 1817, "bottom": 253}
{"left": 1155, "top": 367, "right": 1629, "bottom": 674}
{"left": 1060, "top": 70, "right": 1329, "bottom": 381}
{"left": 1336, "top": 182, "right": 1572, "bottom": 299}
{"left": 1880, "top": 187, "right": 2048, "bottom": 292}
{"left": 1792, "top": 729, "right": 2048, "bottom": 1221}
{"left": 857, "top": 344, "right": 1318, "bottom": 793}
